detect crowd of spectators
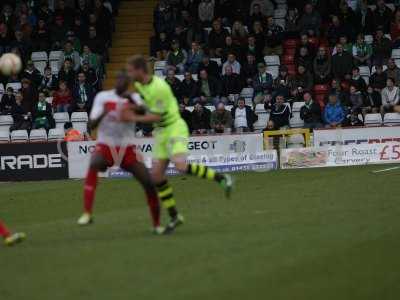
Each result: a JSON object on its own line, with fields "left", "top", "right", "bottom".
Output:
{"left": 152, "top": 0, "right": 400, "bottom": 134}
{"left": 0, "top": 0, "right": 117, "bottom": 133}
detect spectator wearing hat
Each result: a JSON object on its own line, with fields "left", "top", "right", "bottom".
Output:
{"left": 22, "top": 60, "right": 42, "bottom": 88}
{"left": 191, "top": 103, "right": 211, "bottom": 134}
{"left": 313, "top": 46, "right": 331, "bottom": 84}
{"left": 231, "top": 97, "right": 258, "bottom": 132}
{"left": 269, "top": 94, "right": 291, "bottom": 129}
{"left": 253, "top": 62, "right": 273, "bottom": 105}
{"left": 0, "top": 87, "right": 16, "bottom": 115}
{"left": 32, "top": 91, "right": 54, "bottom": 131}
{"left": 324, "top": 93, "right": 345, "bottom": 128}
{"left": 166, "top": 40, "right": 188, "bottom": 74}
{"left": 59, "top": 41, "right": 81, "bottom": 72}
{"left": 300, "top": 91, "right": 322, "bottom": 129}
{"left": 210, "top": 102, "right": 232, "bottom": 134}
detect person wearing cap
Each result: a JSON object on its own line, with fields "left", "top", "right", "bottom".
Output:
{"left": 210, "top": 102, "right": 232, "bottom": 134}
{"left": 22, "top": 60, "right": 43, "bottom": 87}
{"left": 64, "top": 122, "right": 84, "bottom": 142}
{"left": 58, "top": 41, "right": 81, "bottom": 71}
{"left": 253, "top": 62, "right": 273, "bottom": 105}
{"left": 166, "top": 40, "right": 188, "bottom": 74}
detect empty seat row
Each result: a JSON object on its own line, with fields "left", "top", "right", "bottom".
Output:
{"left": 364, "top": 113, "right": 400, "bottom": 126}
{"left": 0, "top": 128, "right": 65, "bottom": 143}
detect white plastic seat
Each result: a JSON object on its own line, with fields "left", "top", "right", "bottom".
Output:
{"left": 186, "top": 106, "right": 194, "bottom": 112}
{"left": 254, "top": 112, "right": 269, "bottom": 130}
{"left": 225, "top": 105, "right": 232, "bottom": 111}
{"left": 53, "top": 112, "right": 70, "bottom": 129}
{"left": 175, "top": 75, "right": 184, "bottom": 81}
{"left": 31, "top": 51, "right": 48, "bottom": 62}
{"left": 241, "top": 87, "right": 254, "bottom": 98}
{"left": 29, "top": 129, "right": 47, "bottom": 142}
{"left": 48, "top": 128, "right": 65, "bottom": 141}
{"left": 362, "top": 76, "right": 369, "bottom": 85}
{"left": 71, "top": 112, "right": 89, "bottom": 122}
{"left": 50, "top": 60, "right": 59, "bottom": 75}
{"left": 204, "top": 27, "right": 212, "bottom": 35}
{"left": 210, "top": 58, "right": 222, "bottom": 66}
{"left": 274, "top": 18, "right": 286, "bottom": 30}
{"left": 0, "top": 83, "right": 5, "bottom": 96}
{"left": 192, "top": 74, "right": 198, "bottom": 81}
{"left": 385, "top": 33, "right": 392, "bottom": 40}
{"left": 205, "top": 105, "right": 215, "bottom": 112}
{"left": 358, "top": 66, "right": 370, "bottom": 77}
{"left": 267, "top": 65, "right": 279, "bottom": 79}
{"left": 0, "top": 130, "right": 9, "bottom": 143}
{"left": 34, "top": 61, "right": 47, "bottom": 75}
{"left": 387, "top": 3, "right": 395, "bottom": 11}
{"left": 255, "top": 104, "right": 266, "bottom": 113}
{"left": 0, "top": 115, "right": 13, "bottom": 132}
{"left": 289, "top": 114, "right": 304, "bottom": 128}
{"left": 10, "top": 130, "right": 28, "bottom": 143}
{"left": 383, "top": 113, "right": 400, "bottom": 126}
{"left": 395, "top": 59, "right": 400, "bottom": 69}
{"left": 264, "top": 55, "right": 280, "bottom": 66}
{"left": 364, "top": 35, "right": 373, "bottom": 44}
{"left": 392, "top": 49, "right": 400, "bottom": 59}
{"left": 274, "top": 9, "right": 287, "bottom": 19}
{"left": 292, "top": 101, "right": 305, "bottom": 112}
{"left": 49, "top": 50, "right": 63, "bottom": 61}
{"left": 224, "top": 27, "right": 231, "bottom": 34}
{"left": 372, "top": 65, "right": 387, "bottom": 73}
{"left": 6, "top": 82, "right": 21, "bottom": 92}
{"left": 154, "top": 60, "right": 166, "bottom": 70}
{"left": 73, "top": 122, "right": 88, "bottom": 133}
{"left": 364, "top": 113, "right": 382, "bottom": 126}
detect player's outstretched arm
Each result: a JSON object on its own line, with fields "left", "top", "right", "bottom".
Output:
{"left": 120, "top": 107, "right": 162, "bottom": 124}
{"left": 88, "top": 111, "right": 108, "bottom": 131}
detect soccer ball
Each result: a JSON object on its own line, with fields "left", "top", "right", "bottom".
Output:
{"left": 0, "top": 53, "right": 22, "bottom": 76}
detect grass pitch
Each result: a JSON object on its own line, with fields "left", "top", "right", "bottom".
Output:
{"left": 1, "top": 166, "right": 399, "bottom": 300}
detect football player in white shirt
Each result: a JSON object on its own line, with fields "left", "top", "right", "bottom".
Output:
{"left": 77, "top": 71, "right": 163, "bottom": 235}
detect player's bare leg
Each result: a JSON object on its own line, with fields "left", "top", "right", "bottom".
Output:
{"left": 121, "top": 161, "right": 164, "bottom": 234}
{"left": 0, "top": 219, "right": 26, "bottom": 246}
{"left": 77, "top": 154, "right": 108, "bottom": 225}
{"left": 152, "top": 159, "right": 185, "bottom": 234}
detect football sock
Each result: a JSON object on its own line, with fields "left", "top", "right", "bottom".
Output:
{"left": 156, "top": 180, "right": 178, "bottom": 219}
{"left": 186, "top": 163, "right": 224, "bottom": 183}
{"left": 145, "top": 190, "right": 161, "bottom": 227}
{"left": 83, "top": 168, "right": 98, "bottom": 214}
{"left": 0, "top": 220, "right": 11, "bottom": 238}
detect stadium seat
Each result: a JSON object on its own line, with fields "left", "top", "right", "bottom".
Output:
{"left": 10, "top": 130, "right": 28, "bottom": 143}
{"left": 48, "top": 128, "right": 65, "bottom": 141}
{"left": 6, "top": 82, "right": 22, "bottom": 92}
{"left": 267, "top": 65, "right": 279, "bottom": 79}
{"left": 154, "top": 60, "right": 166, "bottom": 75}
{"left": 292, "top": 101, "right": 305, "bottom": 112}
{"left": 192, "top": 74, "right": 198, "bottom": 81}
{"left": 371, "top": 65, "right": 387, "bottom": 73}
{"left": 225, "top": 105, "right": 233, "bottom": 111}
{"left": 205, "top": 105, "right": 215, "bottom": 112}
{"left": 364, "top": 35, "right": 373, "bottom": 44}
{"left": 49, "top": 50, "right": 63, "bottom": 61}
{"left": 185, "top": 106, "right": 194, "bottom": 112}
{"left": 253, "top": 112, "right": 269, "bottom": 130}
{"left": 241, "top": 87, "right": 254, "bottom": 105}
{"left": 224, "top": 27, "right": 232, "bottom": 34}
{"left": 364, "top": 113, "right": 383, "bottom": 127}
{"left": 204, "top": 27, "right": 212, "bottom": 35}
{"left": 46, "top": 97, "right": 53, "bottom": 104}
{"left": 274, "top": 18, "right": 286, "bottom": 29}
{"left": 391, "top": 49, "right": 400, "bottom": 59}
{"left": 71, "top": 112, "right": 89, "bottom": 133}
{"left": 0, "top": 83, "right": 4, "bottom": 96}
{"left": 395, "top": 59, "right": 400, "bottom": 69}
{"left": 255, "top": 104, "right": 265, "bottom": 113}
{"left": 387, "top": 3, "right": 395, "bottom": 11}
{"left": 0, "top": 130, "right": 9, "bottom": 143}
{"left": 358, "top": 66, "right": 370, "bottom": 77}
{"left": 34, "top": 61, "right": 47, "bottom": 75}
{"left": 53, "top": 112, "right": 70, "bottom": 129}
{"left": 0, "top": 115, "right": 13, "bottom": 132}
{"left": 264, "top": 55, "right": 280, "bottom": 66}
{"left": 29, "top": 129, "right": 48, "bottom": 142}
{"left": 31, "top": 51, "right": 48, "bottom": 62}
{"left": 289, "top": 114, "right": 304, "bottom": 128}
{"left": 383, "top": 113, "right": 400, "bottom": 126}
{"left": 50, "top": 60, "right": 59, "bottom": 75}
{"left": 362, "top": 76, "right": 369, "bottom": 85}
{"left": 385, "top": 34, "right": 392, "bottom": 40}
{"left": 210, "top": 58, "right": 222, "bottom": 66}
{"left": 274, "top": 8, "right": 287, "bottom": 19}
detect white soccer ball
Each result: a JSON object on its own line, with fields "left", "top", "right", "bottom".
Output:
{"left": 0, "top": 53, "right": 22, "bottom": 76}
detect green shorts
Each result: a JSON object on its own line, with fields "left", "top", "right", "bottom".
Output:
{"left": 153, "top": 118, "right": 189, "bottom": 160}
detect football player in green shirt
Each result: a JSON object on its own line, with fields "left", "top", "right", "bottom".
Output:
{"left": 124, "top": 55, "right": 233, "bottom": 234}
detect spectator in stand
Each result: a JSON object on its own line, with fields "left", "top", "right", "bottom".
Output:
{"left": 249, "top": 0, "right": 274, "bottom": 17}
{"left": 332, "top": 43, "right": 353, "bottom": 80}
{"left": 153, "top": 32, "right": 170, "bottom": 60}
{"left": 231, "top": 97, "right": 257, "bottom": 132}
{"left": 292, "top": 65, "right": 313, "bottom": 92}
{"left": 197, "top": 69, "right": 221, "bottom": 104}
{"left": 286, "top": 7, "right": 300, "bottom": 38}
{"left": 373, "top": 0, "right": 392, "bottom": 34}
{"left": 85, "top": 26, "right": 105, "bottom": 56}
{"left": 348, "top": 85, "right": 364, "bottom": 114}
{"left": 221, "top": 36, "right": 241, "bottom": 61}
{"left": 253, "top": 62, "right": 273, "bottom": 105}
{"left": 191, "top": 103, "right": 211, "bottom": 134}
{"left": 210, "top": 102, "right": 232, "bottom": 134}
{"left": 357, "top": 0, "right": 374, "bottom": 35}
{"left": 296, "top": 33, "right": 316, "bottom": 59}
{"left": 363, "top": 85, "right": 382, "bottom": 116}
{"left": 264, "top": 16, "right": 284, "bottom": 56}
{"left": 198, "top": 54, "right": 220, "bottom": 79}
{"left": 300, "top": 91, "right": 322, "bottom": 129}
{"left": 21, "top": 78, "right": 37, "bottom": 114}
{"left": 32, "top": 18, "right": 50, "bottom": 51}
{"left": 231, "top": 20, "right": 248, "bottom": 47}
{"left": 327, "top": 15, "right": 345, "bottom": 47}
{"left": 0, "top": 87, "right": 15, "bottom": 115}
{"left": 243, "top": 35, "right": 262, "bottom": 64}
{"left": 73, "top": 16, "right": 88, "bottom": 43}
{"left": 221, "top": 65, "right": 242, "bottom": 104}
{"left": 381, "top": 77, "right": 400, "bottom": 114}
{"left": 165, "top": 68, "right": 184, "bottom": 102}
{"left": 385, "top": 59, "right": 400, "bottom": 86}
{"left": 208, "top": 19, "right": 229, "bottom": 57}
{"left": 59, "top": 41, "right": 81, "bottom": 72}
{"left": 198, "top": 0, "right": 215, "bottom": 26}
{"left": 53, "top": 81, "right": 73, "bottom": 112}
{"left": 38, "top": 66, "right": 58, "bottom": 92}
{"left": 372, "top": 27, "right": 392, "bottom": 65}
{"left": 391, "top": 9, "right": 400, "bottom": 48}
{"left": 313, "top": 46, "right": 331, "bottom": 84}
{"left": 295, "top": 46, "right": 313, "bottom": 72}
{"left": 222, "top": 53, "right": 241, "bottom": 75}
{"left": 66, "top": 31, "right": 82, "bottom": 53}
{"left": 185, "top": 41, "right": 204, "bottom": 74}
{"left": 51, "top": 15, "right": 67, "bottom": 49}
{"left": 248, "top": 4, "right": 265, "bottom": 28}
{"left": 72, "top": 72, "right": 95, "bottom": 113}
{"left": 166, "top": 40, "right": 187, "bottom": 74}
{"left": 55, "top": 0, "right": 75, "bottom": 28}
{"left": 181, "top": 72, "right": 198, "bottom": 105}
{"left": 324, "top": 93, "right": 345, "bottom": 128}
{"left": 32, "top": 91, "right": 54, "bottom": 130}
{"left": 21, "top": 60, "right": 42, "bottom": 88}
{"left": 370, "top": 64, "right": 387, "bottom": 90}
{"left": 298, "top": 3, "right": 322, "bottom": 36}
{"left": 332, "top": 35, "right": 353, "bottom": 55}
{"left": 172, "top": 25, "right": 187, "bottom": 50}
{"left": 269, "top": 94, "right": 291, "bottom": 129}
{"left": 179, "top": 103, "right": 192, "bottom": 132}
{"left": 251, "top": 21, "right": 265, "bottom": 59}
{"left": 81, "top": 45, "right": 99, "bottom": 72}
{"left": 10, "top": 92, "right": 31, "bottom": 132}
{"left": 350, "top": 67, "right": 367, "bottom": 93}
{"left": 241, "top": 53, "right": 258, "bottom": 86}
{"left": 58, "top": 59, "right": 76, "bottom": 89}
{"left": 273, "top": 65, "right": 292, "bottom": 99}
{"left": 329, "top": 78, "right": 350, "bottom": 105}
{"left": 81, "top": 62, "right": 99, "bottom": 91}
{"left": 10, "top": 30, "right": 30, "bottom": 62}
{"left": 352, "top": 33, "right": 372, "bottom": 67}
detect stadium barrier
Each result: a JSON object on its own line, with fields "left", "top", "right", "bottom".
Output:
{"left": 0, "top": 142, "right": 69, "bottom": 181}
{"left": 280, "top": 142, "right": 400, "bottom": 169}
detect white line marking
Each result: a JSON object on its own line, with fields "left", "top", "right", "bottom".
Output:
{"left": 372, "top": 166, "right": 400, "bottom": 174}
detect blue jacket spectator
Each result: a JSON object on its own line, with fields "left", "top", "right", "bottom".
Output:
{"left": 324, "top": 94, "right": 345, "bottom": 128}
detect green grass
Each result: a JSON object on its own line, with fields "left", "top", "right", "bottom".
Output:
{"left": 1, "top": 165, "right": 400, "bottom": 300}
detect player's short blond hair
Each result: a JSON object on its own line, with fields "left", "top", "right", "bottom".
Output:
{"left": 127, "top": 55, "right": 148, "bottom": 73}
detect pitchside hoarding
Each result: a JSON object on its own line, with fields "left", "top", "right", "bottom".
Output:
{"left": 313, "top": 126, "right": 400, "bottom": 147}
{"left": 281, "top": 143, "right": 400, "bottom": 169}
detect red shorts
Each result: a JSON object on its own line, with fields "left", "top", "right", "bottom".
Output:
{"left": 94, "top": 143, "right": 138, "bottom": 169}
